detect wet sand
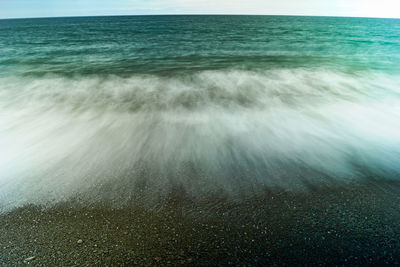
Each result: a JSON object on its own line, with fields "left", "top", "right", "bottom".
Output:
{"left": 0, "top": 180, "right": 399, "bottom": 266}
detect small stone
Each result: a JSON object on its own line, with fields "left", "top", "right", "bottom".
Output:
{"left": 77, "top": 239, "right": 83, "bottom": 244}
{"left": 24, "top": 256, "right": 36, "bottom": 262}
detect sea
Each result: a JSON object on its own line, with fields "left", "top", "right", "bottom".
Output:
{"left": 0, "top": 15, "right": 400, "bottom": 211}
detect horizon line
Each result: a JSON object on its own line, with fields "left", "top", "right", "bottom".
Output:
{"left": 1, "top": 13, "right": 399, "bottom": 21}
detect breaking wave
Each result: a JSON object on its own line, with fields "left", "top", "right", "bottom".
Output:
{"left": 1, "top": 69, "right": 400, "bottom": 211}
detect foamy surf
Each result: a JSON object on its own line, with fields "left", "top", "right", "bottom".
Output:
{"left": 0, "top": 69, "right": 400, "bottom": 211}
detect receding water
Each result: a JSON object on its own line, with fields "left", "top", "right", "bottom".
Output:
{"left": 0, "top": 15, "right": 400, "bottom": 211}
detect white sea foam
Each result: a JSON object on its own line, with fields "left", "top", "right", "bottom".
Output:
{"left": 0, "top": 69, "right": 400, "bottom": 211}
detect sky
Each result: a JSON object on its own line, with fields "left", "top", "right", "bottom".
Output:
{"left": 0, "top": 0, "right": 399, "bottom": 19}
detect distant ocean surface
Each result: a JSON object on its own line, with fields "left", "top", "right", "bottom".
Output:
{"left": 0, "top": 16, "right": 400, "bottom": 210}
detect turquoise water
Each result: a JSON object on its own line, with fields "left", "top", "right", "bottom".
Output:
{"left": 1, "top": 16, "right": 400, "bottom": 76}
{"left": 0, "top": 16, "right": 400, "bottom": 210}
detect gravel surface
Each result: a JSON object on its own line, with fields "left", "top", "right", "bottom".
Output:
{"left": 0, "top": 180, "right": 399, "bottom": 266}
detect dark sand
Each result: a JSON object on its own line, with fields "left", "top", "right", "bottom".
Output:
{"left": 1, "top": 180, "right": 399, "bottom": 266}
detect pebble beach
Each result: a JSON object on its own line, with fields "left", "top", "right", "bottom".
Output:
{"left": 1, "top": 180, "right": 399, "bottom": 266}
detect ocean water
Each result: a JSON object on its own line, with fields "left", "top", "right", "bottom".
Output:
{"left": 0, "top": 15, "right": 400, "bottom": 211}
